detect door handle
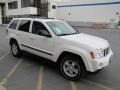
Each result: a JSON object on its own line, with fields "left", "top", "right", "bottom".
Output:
{"left": 30, "top": 37, "right": 36, "bottom": 40}
{"left": 15, "top": 33, "right": 20, "bottom": 36}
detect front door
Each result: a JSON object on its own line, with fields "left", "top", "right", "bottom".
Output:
{"left": 29, "top": 21, "right": 54, "bottom": 59}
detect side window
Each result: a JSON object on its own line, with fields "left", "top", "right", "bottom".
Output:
{"left": 18, "top": 20, "right": 31, "bottom": 32}
{"left": 32, "top": 21, "right": 49, "bottom": 35}
{"left": 9, "top": 20, "right": 19, "bottom": 29}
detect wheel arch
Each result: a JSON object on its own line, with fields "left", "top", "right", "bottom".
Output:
{"left": 9, "top": 38, "right": 23, "bottom": 50}
{"left": 57, "top": 51, "right": 86, "bottom": 70}
{"left": 10, "top": 38, "right": 18, "bottom": 45}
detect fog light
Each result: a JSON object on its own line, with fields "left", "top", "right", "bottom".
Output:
{"left": 99, "top": 63, "right": 103, "bottom": 68}
{"left": 109, "top": 56, "right": 112, "bottom": 63}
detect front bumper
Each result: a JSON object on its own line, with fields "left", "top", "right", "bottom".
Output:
{"left": 88, "top": 49, "right": 113, "bottom": 72}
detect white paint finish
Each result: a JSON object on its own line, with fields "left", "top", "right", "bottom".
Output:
{"left": 29, "top": 7, "right": 37, "bottom": 15}
{"left": 48, "top": 0, "right": 63, "bottom": 2}
{"left": 0, "top": 0, "right": 7, "bottom": 2}
{"left": 3, "top": 0, "right": 37, "bottom": 16}
{"left": 58, "top": 0, "right": 120, "bottom": 3}
{"left": 6, "top": 7, "right": 37, "bottom": 16}
{"left": 48, "top": 1, "right": 57, "bottom": 19}
{"left": 60, "top": 33, "right": 108, "bottom": 49}
{"left": 0, "top": 59, "right": 23, "bottom": 85}
{"left": 0, "top": 52, "right": 10, "bottom": 61}
{"left": 1, "top": 0, "right": 55, "bottom": 18}
{"left": 57, "top": 0, "right": 120, "bottom": 23}
{"left": 7, "top": 18, "right": 113, "bottom": 72}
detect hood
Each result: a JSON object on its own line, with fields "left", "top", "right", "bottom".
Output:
{"left": 60, "top": 33, "right": 109, "bottom": 49}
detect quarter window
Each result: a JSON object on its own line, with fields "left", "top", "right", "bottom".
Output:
{"left": 9, "top": 20, "right": 19, "bottom": 29}
{"left": 18, "top": 20, "right": 31, "bottom": 32}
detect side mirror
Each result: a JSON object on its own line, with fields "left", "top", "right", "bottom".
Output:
{"left": 39, "top": 30, "right": 52, "bottom": 38}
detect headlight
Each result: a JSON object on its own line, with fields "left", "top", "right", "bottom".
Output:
{"left": 90, "top": 49, "right": 104, "bottom": 59}
{"left": 95, "top": 49, "right": 104, "bottom": 59}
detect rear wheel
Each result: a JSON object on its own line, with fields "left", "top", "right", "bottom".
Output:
{"left": 59, "top": 55, "right": 86, "bottom": 81}
{"left": 11, "top": 41, "right": 22, "bottom": 57}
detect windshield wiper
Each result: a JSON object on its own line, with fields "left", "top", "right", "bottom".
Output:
{"left": 58, "top": 33, "right": 79, "bottom": 36}
{"left": 58, "top": 34, "right": 71, "bottom": 36}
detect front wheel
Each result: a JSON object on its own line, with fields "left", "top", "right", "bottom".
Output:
{"left": 59, "top": 55, "right": 86, "bottom": 81}
{"left": 11, "top": 41, "right": 22, "bottom": 57}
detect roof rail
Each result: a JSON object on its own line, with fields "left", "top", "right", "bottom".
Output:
{"left": 15, "top": 15, "right": 54, "bottom": 19}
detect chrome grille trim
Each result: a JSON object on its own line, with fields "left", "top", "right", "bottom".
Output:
{"left": 104, "top": 47, "right": 109, "bottom": 56}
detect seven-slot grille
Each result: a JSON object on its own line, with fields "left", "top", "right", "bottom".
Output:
{"left": 103, "top": 47, "right": 110, "bottom": 56}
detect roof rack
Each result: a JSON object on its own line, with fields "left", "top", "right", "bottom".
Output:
{"left": 15, "top": 15, "right": 54, "bottom": 19}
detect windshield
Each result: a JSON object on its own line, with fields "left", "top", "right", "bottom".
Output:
{"left": 46, "top": 21, "right": 79, "bottom": 36}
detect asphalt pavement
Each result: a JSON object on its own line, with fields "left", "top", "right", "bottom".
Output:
{"left": 0, "top": 25, "right": 120, "bottom": 90}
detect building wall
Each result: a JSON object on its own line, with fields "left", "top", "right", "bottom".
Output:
{"left": 5, "top": 0, "right": 37, "bottom": 16}
{"left": 57, "top": 0, "right": 120, "bottom": 23}
{"left": 48, "top": 1, "right": 57, "bottom": 18}
{"left": 0, "top": 0, "right": 57, "bottom": 24}
{"left": 3, "top": 0, "right": 57, "bottom": 17}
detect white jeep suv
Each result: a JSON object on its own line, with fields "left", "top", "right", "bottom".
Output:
{"left": 7, "top": 18, "right": 113, "bottom": 80}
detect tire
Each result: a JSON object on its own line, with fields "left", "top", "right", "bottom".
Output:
{"left": 59, "top": 55, "right": 86, "bottom": 81}
{"left": 11, "top": 41, "right": 22, "bottom": 57}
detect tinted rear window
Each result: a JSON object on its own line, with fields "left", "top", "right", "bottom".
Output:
{"left": 18, "top": 20, "right": 31, "bottom": 32}
{"left": 9, "top": 20, "right": 19, "bottom": 29}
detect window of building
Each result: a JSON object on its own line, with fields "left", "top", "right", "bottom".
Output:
{"left": 52, "top": 5, "right": 56, "bottom": 9}
{"left": 21, "top": 0, "right": 35, "bottom": 8}
{"left": 18, "top": 20, "right": 31, "bottom": 32}
{"left": 9, "top": 20, "right": 19, "bottom": 29}
{"left": 8, "top": 1, "right": 18, "bottom": 9}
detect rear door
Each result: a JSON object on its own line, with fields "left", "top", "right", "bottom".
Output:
{"left": 8, "top": 19, "right": 20, "bottom": 40}
{"left": 17, "top": 20, "right": 32, "bottom": 51}
{"left": 8, "top": 19, "right": 20, "bottom": 32}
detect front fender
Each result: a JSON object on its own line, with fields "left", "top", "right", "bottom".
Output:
{"left": 53, "top": 45, "right": 93, "bottom": 71}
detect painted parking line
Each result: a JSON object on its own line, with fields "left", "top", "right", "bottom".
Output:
{"left": 70, "top": 79, "right": 113, "bottom": 90}
{"left": 0, "top": 52, "right": 10, "bottom": 61}
{"left": 70, "top": 81, "right": 77, "bottom": 90}
{"left": 37, "top": 66, "right": 44, "bottom": 90}
{"left": 82, "top": 79, "right": 113, "bottom": 90}
{"left": 0, "top": 85, "right": 6, "bottom": 90}
{"left": 0, "top": 59, "right": 23, "bottom": 85}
